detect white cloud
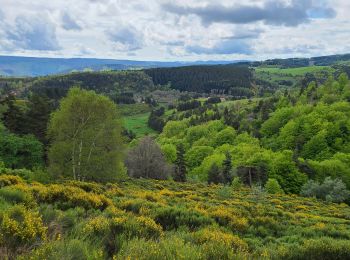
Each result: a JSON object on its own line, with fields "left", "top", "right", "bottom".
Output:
{"left": 61, "top": 11, "right": 83, "bottom": 31}
{"left": 0, "top": 0, "right": 348, "bottom": 60}
{"left": 5, "top": 15, "right": 60, "bottom": 51}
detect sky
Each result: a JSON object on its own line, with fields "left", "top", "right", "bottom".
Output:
{"left": 0, "top": 0, "right": 349, "bottom": 61}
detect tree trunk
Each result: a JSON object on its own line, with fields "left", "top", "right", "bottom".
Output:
{"left": 77, "top": 139, "right": 83, "bottom": 178}
{"left": 72, "top": 141, "right": 76, "bottom": 180}
{"left": 248, "top": 167, "right": 252, "bottom": 187}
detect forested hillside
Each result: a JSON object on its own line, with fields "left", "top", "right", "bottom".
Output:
{"left": 1, "top": 59, "right": 350, "bottom": 259}
{"left": 145, "top": 65, "right": 254, "bottom": 96}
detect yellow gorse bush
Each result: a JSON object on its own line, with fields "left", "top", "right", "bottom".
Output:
{"left": 83, "top": 216, "right": 110, "bottom": 234}
{"left": 32, "top": 184, "right": 112, "bottom": 210}
{"left": 0, "top": 174, "right": 24, "bottom": 187}
{"left": 1, "top": 175, "right": 350, "bottom": 259}
{"left": 0, "top": 205, "right": 47, "bottom": 250}
{"left": 193, "top": 227, "right": 248, "bottom": 252}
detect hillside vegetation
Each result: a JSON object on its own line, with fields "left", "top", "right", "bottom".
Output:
{"left": 1, "top": 173, "right": 350, "bottom": 259}
{"left": 1, "top": 56, "right": 350, "bottom": 259}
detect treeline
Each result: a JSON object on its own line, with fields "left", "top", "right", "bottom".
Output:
{"left": 144, "top": 65, "right": 254, "bottom": 95}
{"left": 30, "top": 71, "right": 154, "bottom": 104}
{"left": 246, "top": 53, "right": 350, "bottom": 68}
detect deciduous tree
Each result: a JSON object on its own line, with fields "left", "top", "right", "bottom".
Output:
{"left": 48, "top": 88, "right": 124, "bottom": 182}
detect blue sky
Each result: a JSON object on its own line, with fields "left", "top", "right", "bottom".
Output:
{"left": 0, "top": 0, "right": 349, "bottom": 61}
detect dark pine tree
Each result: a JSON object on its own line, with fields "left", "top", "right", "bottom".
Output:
{"left": 222, "top": 152, "right": 233, "bottom": 185}
{"left": 25, "top": 94, "right": 52, "bottom": 144}
{"left": 174, "top": 144, "right": 186, "bottom": 182}
{"left": 207, "top": 163, "right": 222, "bottom": 185}
{"left": 1, "top": 94, "right": 26, "bottom": 134}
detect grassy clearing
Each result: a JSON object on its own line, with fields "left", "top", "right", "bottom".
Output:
{"left": 123, "top": 112, "right": 156, "bottom": 137}
{"left": 119, "top": 103, "right": 152, "bottom": 116}
{"left": 256, "top": 65, "right": 334, "bottom": 76}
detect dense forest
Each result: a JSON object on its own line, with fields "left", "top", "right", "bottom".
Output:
{"left": 1, "top": 60, "right": 350, "bottom": 259}
{"left": 145, "top": 65, "right": 254, "bottom": 96}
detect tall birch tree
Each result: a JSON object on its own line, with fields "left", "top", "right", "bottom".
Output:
{"left": 48, "top": 88, "right": 124, "bottom": 182}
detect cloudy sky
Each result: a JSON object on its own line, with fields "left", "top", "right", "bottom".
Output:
{"left": 0, "top": 0, "right": 349, "bottom": 61}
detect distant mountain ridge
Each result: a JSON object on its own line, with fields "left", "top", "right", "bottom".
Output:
{"left": 1, "top": 53, "right": 349, "bottom": 77}
{"left": 0, "top": 56, "right": 243, "bottom": 77}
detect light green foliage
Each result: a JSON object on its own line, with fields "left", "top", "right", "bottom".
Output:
{"left": 264, "top": 178, "right": 284, "bottom": 194}
{"left": 161, "top": 120, "right": 188, "bottom": 138}
{"left": 191, "top": 153, "right": 225, "bottom": 181}
{"left": 308, "top": 154, "right": 350, "bottom": 189}
{"left": 231, "top": 177, "right": 242, "bottom": 190}
{"left": 48, "top": 88, "right": 124, "bottom": 182}
{"left": 206, "top": 120, "right": 226, "bottom": 133}
{"left": 263, "top": 101, "right": 350, "bottom": 159}
{"left": 233, "top": 132, "right": 260, "bottom": 146}
{"left": 185, "top": 146, "right": 214, "bottom": 169}
{"left": 161, "top": 144, "right": 177, "bottom": 163}
{"left": 256, "top": 66, "right": 334, "bottom": 76}
{"left": 123, "top": 112, "right": 155, "bottom": 137}
{"left": 213, "top": 127, "right": 236, "bottom": 146}
{"left": 185, "top": 125, "right": 208, "bottom": 145}
{"left": 269, "top": 150, "right": 307, "bottom": 194}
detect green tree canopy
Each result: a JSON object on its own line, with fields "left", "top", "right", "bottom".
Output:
{"left": 48, "top": 88, "right": 124, "bottom": 182}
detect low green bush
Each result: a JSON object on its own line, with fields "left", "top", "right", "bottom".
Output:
{"left": 154, "top": 206, "right": 213, "bottom": 230}
{"left": 277, "top": 237, "right": 350, "bottom": 260}
{"left": 0, "top": 186, "right": 32, "bottom": 205}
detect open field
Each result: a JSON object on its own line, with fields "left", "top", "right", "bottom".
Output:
{"left": 123, "top": 112, "right": 156, "bottom": 137}
{"left": 255, "top": 66, "right": 334, "bottom": 76}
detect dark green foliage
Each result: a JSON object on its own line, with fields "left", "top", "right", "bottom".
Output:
{"left": 25, "top": 93, "right": 52, "bottom": 144}
{"left": 148, "top": 107, "right": 165, "bottom": 132}
{"left": 205, "top": 96, "right": 221, "bottom": 104}
{"left": 0, "top": 132, "right": 44, "bottom": 169}
{"left": 174, "top": 144, "right": 186, "bottom": 182}
{"left": 207, "top": 164, "right": 222, "bottom": 185}
{"left": 0, "top": 94, "right": 26, "bottom": 135}
{"left": 177, "top": 99, "right": 201, "bottom": 111}
{"left": 222, "top": 152, "right": 232, "bottom": 185}
{"left": 30, "top": 71, "right": 154, "bottom": 104}
{"left": 115, "top": 92, "right": 136, "bottom": 104}
{"left": 145, "top": 65, "right": 253, "bottom": 95}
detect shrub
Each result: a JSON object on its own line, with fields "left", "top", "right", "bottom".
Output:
{"left": 300, "top": 177, "right": 350, "bottom": 203}
{"left": 154, "top": 206, "right": 213, "bottom": 230}
{"left": 210, "top": 207, "right": 248, "bottom": 232}
{"left": 24, "top": 239, "right": 100, "bottom": 260}
{"left": 231, "top": 177, "right": 242, "bottom": 190}
{"left": 0, "top": 186, "right": 33, "bottom": 205}
{"left": 0, "top": 205, "right": 47, "bottom": 255}
{"left": 83, "top": 215, "right": 110, "bottom": 236}
{"left": 111, "top": 216, "right": 163, "bottom": 239}
{"left": 33, "top": 184, "right": 112, "bottom": 210}
{"left": 116, "top": 236, "right": 202, "bottom": 259}
{"left": 265, "top": 178, "right": 284, "bottom": 194}
{"left": 217, "top": 185, "right": 232, "bottom": 199}
{"left": 278, "top": 237, "right": 350, "bottom": 260}
{"left": 0, "top": 174, "right": 24, "bottom": 187}
{"left": 192, "top": 227, "right": 248, "bottom": 255}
